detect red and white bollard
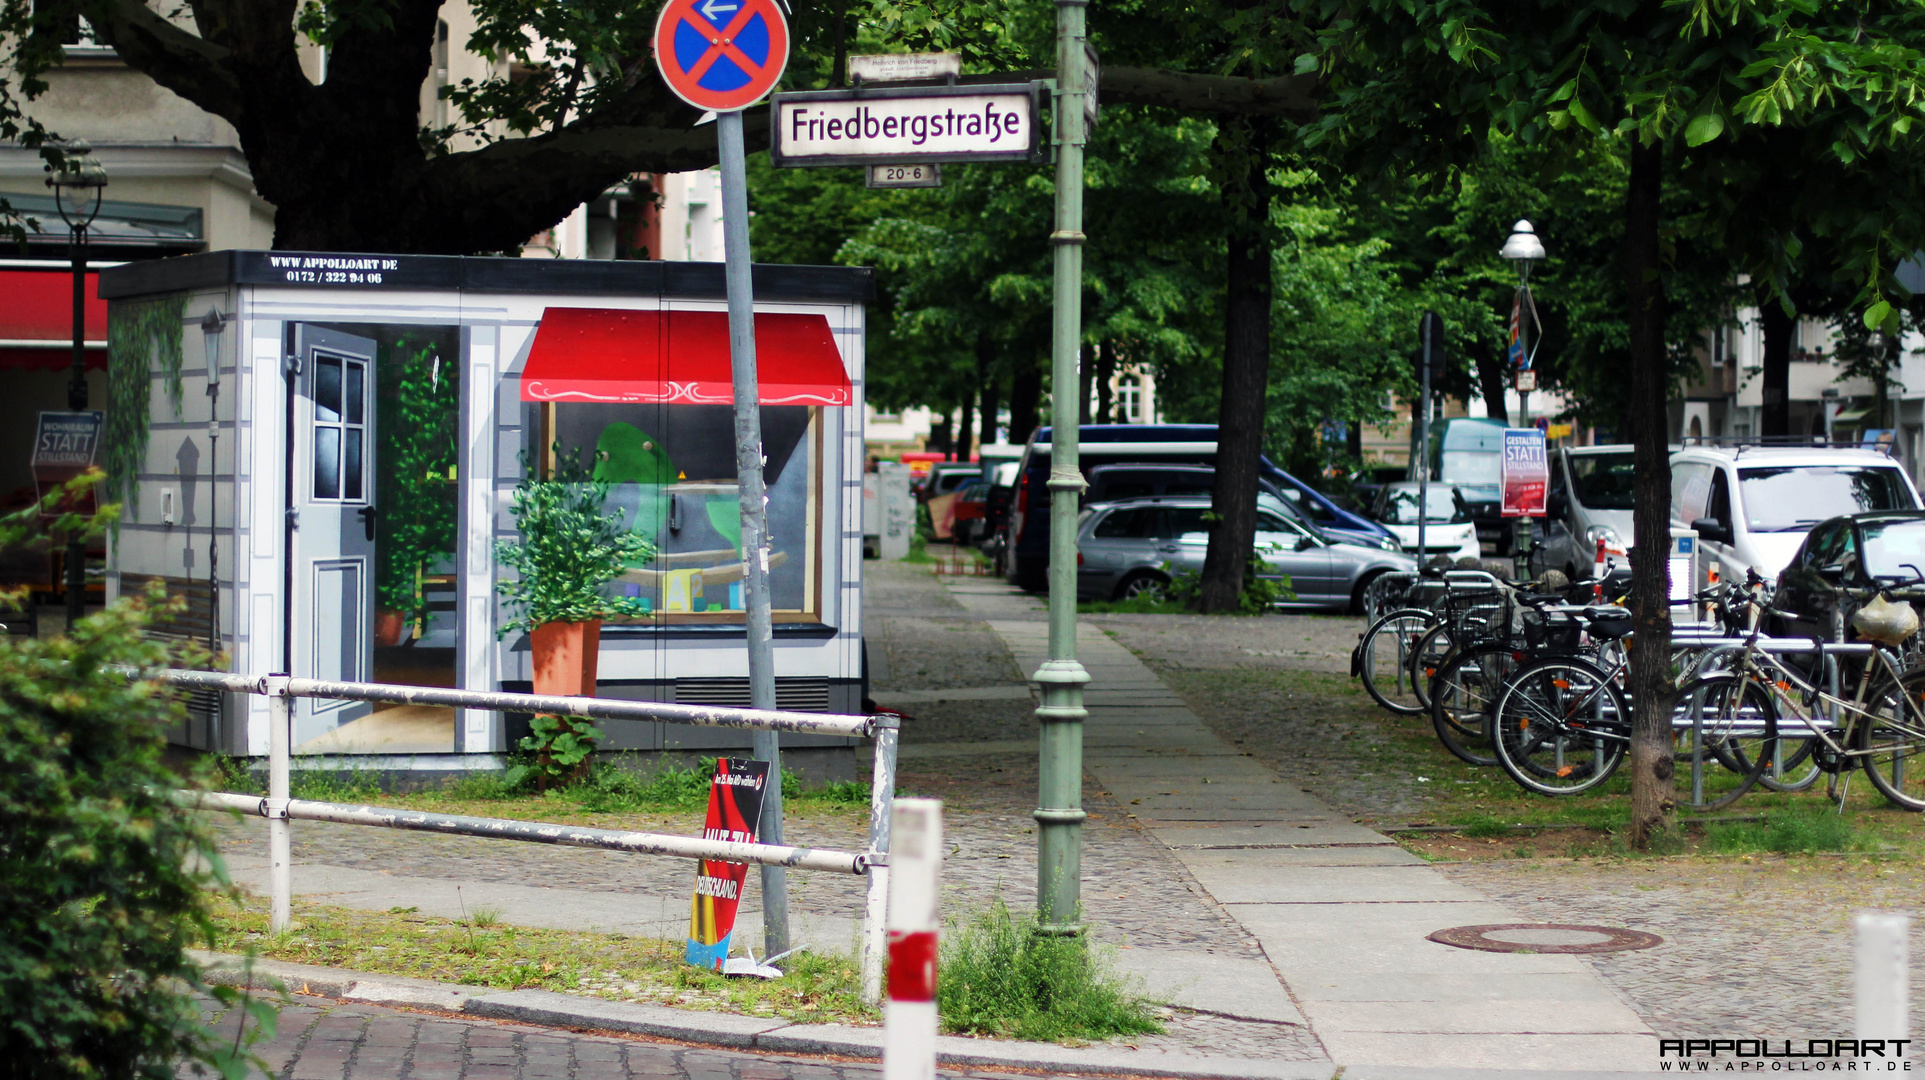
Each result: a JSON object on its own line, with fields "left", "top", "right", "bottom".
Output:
{"left": 1593, "top": 537, "right": 1610, "bottom": 600}
{"left": 884, "top": 798, "right": 942, "bottom": 1080}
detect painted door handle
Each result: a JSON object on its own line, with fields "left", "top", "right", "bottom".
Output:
{"left": 358, "top": 506, "right": 378, "bottom": 542}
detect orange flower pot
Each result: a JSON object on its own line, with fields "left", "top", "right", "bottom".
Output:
{"left": 374, "top": 608, "right": 408, "bottom": 648}
{"left": 531, "top": 619, "right": 601, "bottom": 699}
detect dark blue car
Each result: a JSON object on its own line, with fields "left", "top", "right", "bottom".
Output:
{"left": 999, "top": 424, "right": 1399, "bottom": 591}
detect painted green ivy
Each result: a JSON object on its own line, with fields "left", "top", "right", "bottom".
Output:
{"left": 103, "top": 294, "right": 187, "bottom": 527}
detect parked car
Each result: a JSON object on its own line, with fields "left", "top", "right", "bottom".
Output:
{"left": 1671, "top": 444, "right": 1922, "bottom": 586}
{"left": 1531, "top": 444, "right": 1635, "bottom": 580}
{"left": 982, "top": 461, "right": 1020, "bottom": 552}
{"left": 1350, "top": 464, "right": 1411, "bottom": 512}
{"left": 920, "top": 461, "right": 984, "bottom": 501}
{"left": 1370, "top": 482, "right": 1480, "bottom": 563}
{"left": 1002, "top": 424, "right": 1398, "bottom": 592}
{"left": 952, "top": 481, "right": 992, "bottom": 545}
{"left": 1074, "top": 495, "right": 1417, "bottom": 611}
{"left": 1081, "top": 462, "right": 1391, "bottom": 550}
{"left": 1770, "top": 511, "right": 1925, "bottom": 640}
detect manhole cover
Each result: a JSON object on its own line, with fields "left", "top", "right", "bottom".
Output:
{"left": 1427, "top": 923, "right": 1663, "bottom": 955}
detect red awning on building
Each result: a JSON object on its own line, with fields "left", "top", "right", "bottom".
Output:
{"left": 0, "top": 269, "right": 108, "bottom": 371}
{"left": 518, "top": 307, "right": 850, "bottom": 406}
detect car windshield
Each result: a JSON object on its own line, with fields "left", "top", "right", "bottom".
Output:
{"left": 1568, "top": 452, "right": 1636, "bottom": 510}
{"left": 1859, "top": 519, "right": 1925, "bottom": 581}
{"left": 1382, "top": 487, "right": 1468, "bottom": 523}
{"left": 1737, "top": 466, "right": 1916, "bottom": 532}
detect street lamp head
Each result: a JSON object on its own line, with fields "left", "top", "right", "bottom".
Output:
{"left": 201, "top": 307, "right": 226, "bottom": 368}
{"left": 1500, "top": 219, "right": 1546, "bottom": 265}
{"left": 44, "top": 140, "right": 108, "bottom": 229}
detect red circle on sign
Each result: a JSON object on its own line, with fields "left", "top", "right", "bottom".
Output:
{"left": 652, "top": 0, "right": 790, "bottom": 112}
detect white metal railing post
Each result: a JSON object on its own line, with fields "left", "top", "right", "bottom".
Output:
{"left": 861, "top": 715, "right": 900, "bottom": 1005}
{"left": 264, "top": 672, "right": 293, "bottom": 933}
{"left": 883, "top": 798, "right": 941, "bottom": 1080}
{"left": 1856, "top": 911, "right": 1910, "bottom": 1062}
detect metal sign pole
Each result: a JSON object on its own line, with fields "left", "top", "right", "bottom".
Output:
{"left": 718, "top": 108, "right": 789, "bottom": 958}
{"left": 1035, "top": 0, "right": 1092, "bottom": 937}
{"left": 1417, "top": 316, "right": 1432, "bottom": 562}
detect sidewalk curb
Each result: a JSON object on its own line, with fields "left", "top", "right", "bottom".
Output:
{"left": 193, "top": 951, "right": 1660, "bottom": 1079}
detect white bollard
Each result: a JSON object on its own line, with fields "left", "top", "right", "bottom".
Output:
{"left": 266, "top": 674, "right": 293, "bottom": 933}
{"left": 883, "top": 798, "right": 941, "bottom": 1080}
{"left": 1856, "top": 911, "right": 1910, "bottom": 1062}
{"left": 861, "top": 720, "right": 900, "bottom": 1005}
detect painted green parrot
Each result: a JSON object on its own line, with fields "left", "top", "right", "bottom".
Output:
{"left": 593, "top": 422, "right": 675, "bottom": 563}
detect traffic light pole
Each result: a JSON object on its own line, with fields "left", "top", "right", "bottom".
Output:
{"left": 1035, "top": 0, "right": 1092, "bottom": 937}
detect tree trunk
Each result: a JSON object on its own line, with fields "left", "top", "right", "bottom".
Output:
{"left": 1474, "top": 341, "right": 1510, "bottom": 425}
{"left": 1759, "top": 301, "right": 1794, "bottom": 438}
{"left": 1078, "top": 348, "right": 1093, "bottom": 425}
{"left": 1009, "top": 359, "right": 1043, "bottom": 446}
{"left": 979, "top": 365, "right": 1001, "bottom": 449}
{"left": 1096, "top": 340, "right": 1117, "bottom": 424}
{"left": 958, "top": 394, "right": 976, "bottom": 464}
{"left": 1407, "top": 392, "right": 1426, "bottom": 482}
{"left": 1197, "top": 116, "right": 1273, "bottom": 613}
{"left": 1624, "top": 139, "right": 1677, "bottom": 850}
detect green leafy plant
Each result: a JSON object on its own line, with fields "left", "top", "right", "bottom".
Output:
{"left": 938, "top": 900, "right": 1162, "bottom": 1042}
{"left": 0, "top": 476, "right": 273, "bottom": 1078}
{"left": 375, "top": 337, "right": 458, "bottom": 633}
{"left": 103, "top": 294, "right": 188, "bottom": 527}
{"left": 1167, "top": 552, "right": 1291, "bottom": 615}
{"left": 495, "top": 444, "right": 657, "bottom": 634}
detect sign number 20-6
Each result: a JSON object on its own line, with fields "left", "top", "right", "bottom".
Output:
{"left": 867, "top": 163, "right": 942, "bottom": 189}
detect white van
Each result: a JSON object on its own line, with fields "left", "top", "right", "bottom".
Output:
{"left": 1670, "top": 444, "right": 1921, "bottom": 585}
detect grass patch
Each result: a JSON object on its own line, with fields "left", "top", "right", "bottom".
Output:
{"left": 1078, "top": 595, "right": 1190, "bottom": 615}
{"left": 1706, "top": 804, "right": 1877, "bottom": 855}
{"left": 208, "top": 893, "right": 869, "bottom": 1025}
{"left": 939, "top": 901, "right": 1162, "bottom": 1043}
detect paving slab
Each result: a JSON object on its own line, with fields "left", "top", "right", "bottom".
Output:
{"left": 1184, "top": 845, "right": 1429, "bottom": 868}
{"left": 1198, "top": 864, "right": 1489, "bottom": 904}
{"left": 1298, "top": 999, "right": 1647, "bottom": 1035}
{"left": 1148, "top": 823, "right": 1397, "bottom": 848}
{"left": 1110, "top": 948, "right": 1305, "bottom": 1024}
{"left": 1317, "top": 1032, "right": 1657, "bottom": 1073}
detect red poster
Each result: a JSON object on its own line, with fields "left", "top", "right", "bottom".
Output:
{"left": 686, "top": 758, "right": 768, "bottom": 969}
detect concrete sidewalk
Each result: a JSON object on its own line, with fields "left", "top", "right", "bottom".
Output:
{"left": 941, "top": 577, "right": 1658, "bottom": 1074}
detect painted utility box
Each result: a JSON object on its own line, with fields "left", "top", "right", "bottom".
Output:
{"left": 99, "top": 252, "right": 873, "bottom": 772}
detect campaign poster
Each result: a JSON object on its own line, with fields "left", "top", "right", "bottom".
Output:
{"left": 32, "top": 411, "right": 103, "bottom": 520}
{"left": 686, "top": 758, "right": 769, "bottom": 969}
{"left": 1501, "top": 428, "right": 1548, "bottom": 518}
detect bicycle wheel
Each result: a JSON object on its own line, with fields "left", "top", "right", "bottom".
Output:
{"left": 1710, "top": 685, "right": 1819, "bottom": 793}
{"left": 1856, "top": 665, "right": 1925, "bottom": 811}
{"left": 1408, "top": 621, "right": 1457, "bottom": 714}
{"left": 1430, "top": 643, "right": 1519, "bottom": 766}
{"left": 1358, "top": 609, "right": 1435, "bottom": 715}
{"left": 1491, "top": 658, "right": 1627, "bottom": 796}
{"left": 1673, "top": 673, "right": 1780, "bottom": 812}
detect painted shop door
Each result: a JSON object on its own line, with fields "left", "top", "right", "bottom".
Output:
{"left": 289, "top": 325, "right": 378, "bottom": 748}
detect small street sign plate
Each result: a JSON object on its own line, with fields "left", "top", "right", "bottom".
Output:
{"left": 771, "top": 83, "right": 1047, "bottom": 167}
{"left": 849, "top": 52, "right": 961, "bottom": 83}
{"left": 652, "top": 0, "right": 790, "bottom": 112}
{"left": 1514, "top": 368, "right": 1537, "bottom": 392}
{"left": 867, "top": 163, "right": 942, "bottom": 188}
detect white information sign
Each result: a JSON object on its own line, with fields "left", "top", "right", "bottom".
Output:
{"left": 848, "top": 52, "right": 961, "bottom": 83}
{"left": 770, "top": 84, "right": 1044, "bottom": 167}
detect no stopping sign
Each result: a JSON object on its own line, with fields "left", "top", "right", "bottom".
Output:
{"left": 653, "top": 0, "right": 790, "bottom": 112}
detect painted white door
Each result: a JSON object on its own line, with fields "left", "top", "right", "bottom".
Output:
{"left": 290, "top": 326, "right": 377, "bottom": 748}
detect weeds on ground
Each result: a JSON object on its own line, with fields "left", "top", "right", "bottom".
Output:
{"left": 288, "top": 766, "right": 383, "bottom": 803}
{"left": 208, "top": 893, "right": 868, "bottom": 1024}
{"left": 1706, "top": 804, "right": 1876, "bottom": 855}
{"left": 938, "top": 900, "right": 1162, "bottom": 1043}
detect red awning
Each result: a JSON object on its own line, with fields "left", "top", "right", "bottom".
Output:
{"left": 0, "top": 269, "right": 108, "bottom": 371}
{"left": 518, "top": 307, "right": 851, "bottom": 407}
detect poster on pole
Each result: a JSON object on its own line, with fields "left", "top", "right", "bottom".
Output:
{"left": 32, "top": 410, "right": 103, "bottom": 520}
{"left": 1500, "top": 427, "right": 1548, "bottom": 518}
{"left": 687, "top": 758, "right": 770, "bottom": 969}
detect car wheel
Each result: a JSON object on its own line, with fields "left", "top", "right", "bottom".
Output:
{"left": 1115, "top": 571, "right": 1170, "bottom": 602}
{"left": 1352, "top": 570, "right": 1387, "bottom": 616}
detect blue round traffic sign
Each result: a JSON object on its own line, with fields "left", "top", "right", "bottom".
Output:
{"left": 653, "top": 0, "right": 790, "bottom": 112}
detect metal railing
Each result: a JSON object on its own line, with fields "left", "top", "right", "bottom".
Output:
{"left": 147, "top": 668, "right": 901, "bottom": 1004}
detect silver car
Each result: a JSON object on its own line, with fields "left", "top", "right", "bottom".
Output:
{"left": 1075, "top": 496, "right": 1418, "bottom": 612}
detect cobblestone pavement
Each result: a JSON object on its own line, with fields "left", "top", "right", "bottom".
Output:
{"left": 189, "top": 995, "right": 1056, "bottom": 1080}
{"left": 207, "top": 561, "right": 1317, "bottom": 1063}
{"left": 1092, "top": 607, "right": 1925, "bottom": 1049}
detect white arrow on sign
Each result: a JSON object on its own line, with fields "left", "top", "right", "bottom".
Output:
{"left": 700, "top": 0, "right": 738, "bottom": 20}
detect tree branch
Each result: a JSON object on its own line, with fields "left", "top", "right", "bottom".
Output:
{"left": 1102, "top": 66, "right": 1318, "bottom": 121}
{"left": 82, "top": 0, "right": 244, "bottom": 120}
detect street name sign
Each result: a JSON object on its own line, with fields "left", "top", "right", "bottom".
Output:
{"left": 652, "top": 0, "right": 790, "bottom": 111}
{"left": 770, "top": 83, "right": 1047, "bottom": 167}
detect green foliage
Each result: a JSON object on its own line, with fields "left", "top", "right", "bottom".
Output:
{"left": 375, "top": 337, "right": 458, "bottom": 631}
{"left": 1167, "top": 553, "right": 1291, "bottom": 615}
{"left": 938, "top": 900, "right": 1162, "bottom": 1042}
{"left": 495, "top": 445, "right": 657, "bottom": 635}
{"left": 0, "top": 523, "right": 270, "bottom": 1076}
{"left": 103, "top": 294, "right": 187, "bottom": 524}
{"left": 509, "top": 713, "right": 604, "bottom": 789}
{"left": 287, "top": 766, "right": 383, "bottom": 804}
{"left": 1706, "top": 805, "right": 1871, "bottom": 856}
